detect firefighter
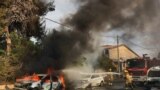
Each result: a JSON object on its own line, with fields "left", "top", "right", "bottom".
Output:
{"left": 108, "top": 68, "right": 114, "bottom": 86}
{"left": 124, "top": 69, "right": 133, "bottom": 90}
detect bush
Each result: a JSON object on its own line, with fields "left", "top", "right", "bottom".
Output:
{"left": 97, "top": 55, "right": 116, "bottom": 71}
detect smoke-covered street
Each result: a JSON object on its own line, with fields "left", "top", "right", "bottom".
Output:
{"left": 1, "top": 0, "right": 160, "bottom": 90}
{"left": 76, "top": 78, "right": 160, "bottom": 90}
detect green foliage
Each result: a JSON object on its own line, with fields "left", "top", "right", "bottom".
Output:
{"left": 0, "top": 32, "right": 42, "bottom": 82}
{"left": 97, "top": 55, "right": 116, "bottom": 71}
{"left": 72, "top": 57, "right": 87, "bottom": 66}
{"left": 0, "top": 56, "right": 20, "bottom": 82}
{"left": 0, "top": 0, "right": 53, "bottom": 82}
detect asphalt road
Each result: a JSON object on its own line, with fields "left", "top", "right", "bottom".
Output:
{"left": 77, "top": 78, "right": 160, "bottom": 90}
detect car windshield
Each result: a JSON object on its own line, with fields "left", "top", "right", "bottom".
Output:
{"left": 38, "top": 75, "right": 46, "bottom": 79}
{"left": 82, "top": 75, "right": 91, "bottom": 79}
{"left": 127, "top": 59, "right": 145, "bottom": 68}
{"left": 91, "top": 75, "right": 100, "bottom": 79}
{"left": 148, "top": 71, "right": 160, "bottom": 77}
{"left": 42, "top": 75, "right": 58, "bottom": 82}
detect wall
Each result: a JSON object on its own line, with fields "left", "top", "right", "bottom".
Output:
{"left": 108, "top": 45, "right": 139, "bottom": 61}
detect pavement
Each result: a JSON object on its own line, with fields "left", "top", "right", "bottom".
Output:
{"left": 3, "top": 77, "right": 160, "bottom": 90}
{"left": 0, "top": 84, "right": 14, "bottom": 90}
{"left": 76, "top": 78, "right": 160, "bottom": 90}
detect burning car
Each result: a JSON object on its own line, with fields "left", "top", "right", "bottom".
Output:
{"left": 29, "top": 73, "right": 65, "bottom": 90}
{"left": 14, "top": 74, "right": 45, "bottom": 90}
{"left": 14, "top": 72, "right": 65, "bottom": 90}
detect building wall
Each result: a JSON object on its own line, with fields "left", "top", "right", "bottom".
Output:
{"left": 108, "top": 45, "right": 139, "bottom": 61}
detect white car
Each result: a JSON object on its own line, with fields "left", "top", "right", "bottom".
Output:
{"left": 146, "top": 66, "right": 160, "bottom": 89}
{"left": 75, "top": 74, "right": 105, "bottom": 89}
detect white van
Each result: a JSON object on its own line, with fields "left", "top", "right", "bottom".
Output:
{"left": 146, "top": 66, "right": 160, "bottom": 89}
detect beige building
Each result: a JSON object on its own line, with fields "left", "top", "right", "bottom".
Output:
{"left": 103, "top": 44, "right": 140, "bottom": 61}
{"left": 102, "top": 44, "right": 140, "bottom": 71}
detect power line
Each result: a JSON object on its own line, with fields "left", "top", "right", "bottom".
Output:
{"left": 43, "top": 17, "right": 72, "bottom": 29}
{"left": 102, "top": 35, "right": 158, "bottom": 51}
{"left": 120, "top": 38, "right": 157, "bottom": 51}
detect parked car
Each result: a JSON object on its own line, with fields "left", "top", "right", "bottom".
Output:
{"left": 75, "top": 74, "right": 105, "bottom": 89}
{"left": 145, "top": 66, "right": 160, "bottom": 89}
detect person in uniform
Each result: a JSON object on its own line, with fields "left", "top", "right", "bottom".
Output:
{"left": 108, "top": 68, "right": 114, "bottom": 86}
{"left": 124, "top": 69, "right": 133, "bottom": 90}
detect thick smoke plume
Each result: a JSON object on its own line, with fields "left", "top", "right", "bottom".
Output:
{"left": 26, "top": 0, "right": 160, "bottom": 72}
{"left": 66, "top": 0, "right": 160, "bottom": 57}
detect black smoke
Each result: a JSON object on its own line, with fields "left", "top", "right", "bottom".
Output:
{"left": 25, "top": 0, "right": 160, "bottom": 72}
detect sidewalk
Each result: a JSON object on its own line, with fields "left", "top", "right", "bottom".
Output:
{"left": 0, "top": 84, "right": 14, "bottom": 90}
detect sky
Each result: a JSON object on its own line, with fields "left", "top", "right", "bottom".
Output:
{"left": 45, "top": 0, "right": 78, "bottom": 29}
{"left": 43, "top": 0, "right": 157, "bottom": 58}
{"left": 45, "top": 0, "right": 120, "bottom": 45}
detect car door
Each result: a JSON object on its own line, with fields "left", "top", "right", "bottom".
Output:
{"left": 90, "top": 75, "right": 101, "bottom": 86}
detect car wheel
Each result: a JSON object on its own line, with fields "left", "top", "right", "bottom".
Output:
{"left": 145, "top": 86, "right": 151, "bottom": 90}
{"left": 85, "top": 83, "right": 92, "bottom": 89}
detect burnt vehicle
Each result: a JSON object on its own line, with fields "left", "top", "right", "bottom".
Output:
{"left": 29, "top": 73, "right": 65, "bottom": 90}
{"left": 14, "top": 72, "right": 65, "bottom": 90}
{"left": 14, "top": 74, "right": 46, "bottom": 90}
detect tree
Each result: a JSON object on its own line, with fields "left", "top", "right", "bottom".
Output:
{"left": 98, "top": 55, "right": 116, "bottom": 71}
{"left": 0, "top": 0, "right": 55, "bottom": 55}
{"left": 0, "top": 0, "right": 55, "bottom": 82}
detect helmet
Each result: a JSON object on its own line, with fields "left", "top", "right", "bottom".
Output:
{"left": 124, "top": 70, "right": 128, "bottom": 73}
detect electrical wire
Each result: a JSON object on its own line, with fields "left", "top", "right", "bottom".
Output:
{"left": 103, "top": 35, "right": 158, "bottom": 51}
{"left": 44, "top": 17, "right": 72, "bottom": 29}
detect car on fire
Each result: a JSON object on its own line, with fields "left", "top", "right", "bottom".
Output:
{"left": 14, "top": 74, "right": 46, "bottom": 90}
{"left": 14, "top": 73, "right": 65, "bottom": 90}
{"left": 29, "top": 74, "right": 64, "bottom": 90}
{"left": 145, "top": 66, "right": 160, "bottom": 89}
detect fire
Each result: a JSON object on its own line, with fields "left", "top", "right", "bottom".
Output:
{"left": 16, "top": 74, "right": 31, "bottom": 82}
{"left": 16, "top": 68, "right": 66, "bottom": 90}
{"left": 59, "top": 74, "right": 65, "bottom": 90}
{"left": 16, "top": 73, "right": 40, "bottom": 82}
{"left": 47, "top": 67, "right": 66, "bottom": 89}
{"left": 32, "top": 73, "right": 40, "bottom": 82}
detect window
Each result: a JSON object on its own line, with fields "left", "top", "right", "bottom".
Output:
{"left": 91, "top": 75, "right": 99, "bottom": 79}
{"left": 104, "top": 49, "right": 109, "bottom": 57}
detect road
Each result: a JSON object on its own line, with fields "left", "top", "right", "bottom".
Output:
{"left": 77, "top": 78, "right": 160, "bottom": 90}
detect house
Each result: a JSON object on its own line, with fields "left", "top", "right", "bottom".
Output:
{"left": 102, "top": 44, "right": 140, "bottom": 72}
{"left": 102, "top": 44, "right": 140, "bottom": 61}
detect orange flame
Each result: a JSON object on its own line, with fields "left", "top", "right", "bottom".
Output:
{"left": 32, "top": 73, "right": 40, "bottom": 82}
{"left": 16, "top": 74, "right": 31, "bottom": 82}
{"left": 59, "top": 74, "right": 65, "bottom": 90}
{"left": 16, "top": 73, "right": 41, "bottom": 82}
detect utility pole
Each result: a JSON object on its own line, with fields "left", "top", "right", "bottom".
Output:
{"left": 117, "top": 35, "right": 120, "bottom": 73}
